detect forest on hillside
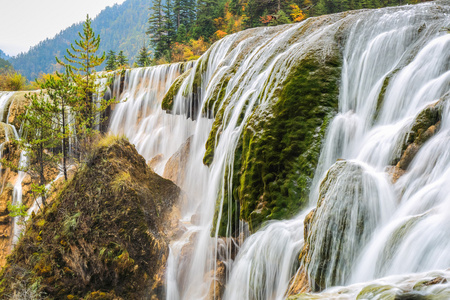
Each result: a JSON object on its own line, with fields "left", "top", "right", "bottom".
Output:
{"left": 9, "top": 0, "right": 149, "bottom": 80}
{"left": 8, "top": 0, "right": 425, "bottom": 80}
{"left": 146, "top": 0, "right": 426, "bottom": 62}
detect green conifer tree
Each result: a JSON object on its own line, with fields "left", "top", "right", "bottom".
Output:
{"left": 147, "top": 0, "right": 165, "bottom": 59}
{"left": 40, "top": 71, "right": 76, "bottom": 181}
{"left": 162, "top": 0, "right": 176, "bottom": 52}
{"left": 21, "top": 91, "right": 60, "bottom": 205}
{"left": 176, "top": 24, "right": 188, "bottom": 43}
{"left": 56, "top": 14, "right": 106, "bottom": 133}
{"left": 105, "top": 50, "right": 117, "bottom": 71}
{"left": 117, "top": 50, "right": 129, "bottom": 67}
{"left": 136, "top": 44, "right": 152, "bottom": 67}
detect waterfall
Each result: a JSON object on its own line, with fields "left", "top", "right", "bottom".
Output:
{"left": 106, "top": 1, "right": 450, "bottom": 299}
{"left": 0, "top": 92, "right": 29, "bottom": 247}
{"left": 109, "top": 63, "right": 197, "bottom": 174}
{"left": 10, "top": 150, "right": 27, "bottom": 247}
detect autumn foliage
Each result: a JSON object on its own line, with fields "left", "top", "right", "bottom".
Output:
{"left": 290, "top": 4, "right": 306, "bottom": 22}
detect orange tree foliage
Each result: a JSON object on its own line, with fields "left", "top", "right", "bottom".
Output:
{"left": 290, "top": 4, "right": 306, "bottom": 22}
{"left": 170, "top": 37, "right": 210, "bottom": 62}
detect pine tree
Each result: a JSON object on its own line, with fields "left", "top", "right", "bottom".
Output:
{"left": 40, "top": 71, "right": 76, "bottom": 181}
{"left": 136, "top": 44, "right": 152, "bottom": 67}
{"left": 56, "top": 15, "right": 113, "bottom": 161}
{"left": 269, "top": 9, "right": 291, "bottom": 25}
{"left": 105, "top": 50, "right": 117, "bottom": 71}
{"left": 117, "top": 50, "right": 129, "bottom": 67}
{"left": 176, "top": 24, "right": 188, "bottom": 43}
{"left": 193, "top": 0, "right": 221, "bottom": 39}
{"left": 56, "top": 15, "right": 106, "bottom": 132}
{"left": 147, "top": 0, "right": 165, "bottom": 59}
{"left": 21, "top": 91, "right": 60, "bottom": 205}
{"left": 174, "top": 0, "right": 196, "bottom": 32}
{"left": 161, "top": 0, "right": 176, "bottom": 57}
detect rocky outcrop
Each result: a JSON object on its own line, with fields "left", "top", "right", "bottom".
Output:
{"left": 300, "top": 160, "right": 389, "bottom": 291}
{"left": 235, "top": 52, "right": 340, "bottom": 234}
{"left": 163, "top": 136, "right": 192, "bottom": 187}
{"left": 6, "top": 91, "right": 31, "bottom": 130}
{"left": 388, "top": 94, "right": 447, "bottom": 182}
{"left": 0, "top": 137, "right": 182, "bottom": 299}
{"left": 287, "top": 270, "right": 450, "bottom": 299}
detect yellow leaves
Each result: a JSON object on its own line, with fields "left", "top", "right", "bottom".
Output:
{"left": 183, "top": 47, "right": 194, "bottom": 61}
{"left": 214, "top": 17, "right": 226, "bottom": 30}
{"left": 31, "top": 72, "right": 61, "bottom": 89}
{"left": 190, "top": 37, "right": 209, "bottom": 55}
{"left": 290, "top": 4, "right": 306, "bottom": 22}
{"left": 214, "top": 30, "right": 228, "bottom": 40}
{"left": 171, "top": 38, "right": 210, "bottom": 62}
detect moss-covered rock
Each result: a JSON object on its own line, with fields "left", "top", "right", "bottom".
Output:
{"left": 0, "top": 136, "right": 181, "bottom": 299}
{"left": 161, "top": 69, "right": 191, "bottom": 112}
{"left": 301, "top": 160, "right": 388, "bottom": 291}
{"left": 237, "top": 54, "right": 340, "bottom": 232}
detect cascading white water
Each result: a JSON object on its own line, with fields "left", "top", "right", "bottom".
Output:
{"left": 321, "top": 8, "right": 450, "bottom": 286}
{"left": 109, "top": 63, "right": 197, "bottom": 174}
{"left": 106, "top": 1, "right": 450, "bottom": 299}
{"left": 10, "top": 150, "right": 27, "bottom": 247}
{"left": 0, "top": 92, "right": 29, "bottom": 247}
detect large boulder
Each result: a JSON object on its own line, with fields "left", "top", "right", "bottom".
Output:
{"left": 388, "top": 93, "right": 448, "bottom": 182}
{"left": 163, "top": 136, "right": 192, "bottom": 187}
{"left": 0, "top": 137, "right": 181, "bottom": 299}
{"left": 301, "top": 160, "right": 392, "bottom": 291}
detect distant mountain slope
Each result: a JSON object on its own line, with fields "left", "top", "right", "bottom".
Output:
{"left": 10, "top": 0, "right": 149, "bottom": 80}
{"left": 0, "top": 50, "right": 9, "bottom": 61}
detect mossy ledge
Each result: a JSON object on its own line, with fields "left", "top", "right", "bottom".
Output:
{"left": 161, "top": 69, "right": 191, "bottom": 112}
{"left": 238, "top": 54, "right": 340, "bottom": 233}
{"left": 0, "top": 136, "right": 181, "bottom": 299}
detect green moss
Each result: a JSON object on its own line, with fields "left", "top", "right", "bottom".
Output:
{"left": 356, "top": 284, "right": 397, "bottom": 300}
{"left": 408, "top": 105, "right": 440, "bottom": 146}
{"left": 161, "top": 69, "right": 191, "bottom": 112}
{"left": 209, "top": 50, "right": 341, "bottom": 236}
{"left": 203, "top": 93, "right": 235, "bottom": 166}
{"left": 202, "top": 70, "right": 234, "bottom": 117}
{"left": 192, "top": 51, "right": 211, "bottom": 94}
{"left": 236, "top": 54, "right": 341, "bottom": 232}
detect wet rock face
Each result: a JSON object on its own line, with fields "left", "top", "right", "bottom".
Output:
{"left": 7, "top": 92, "right": 31, "bottom": 130}
{"left": 0, "top": 137, "right": 182, "bottom": 299}
{"left": 163, "top": 136, "right": 192, "bottom": 187}
{"left": 301, "top": 160, "right": 390, "bottom": 291}
{"left": 389, "top": 95, "right": 446, "bottom": 182}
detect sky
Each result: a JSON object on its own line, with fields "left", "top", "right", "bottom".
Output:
{"left": 0, "top": 0, "right": 126, "bottom": 57}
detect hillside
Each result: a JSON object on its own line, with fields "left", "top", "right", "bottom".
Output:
{"left": 0, "top": 50, "right": 9, "bottom": 61}
{"left": 10, "top": 0, "right": 149, "bottom": 80}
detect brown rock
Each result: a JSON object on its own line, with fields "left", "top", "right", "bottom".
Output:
{"left": 148, "top": 153, "right": 164, "bottom": 171}
{"left": 386, "top": 165, "right": 406, "bottom": 184}
{"left": 0, "top": 122, "right": 15, "bottom": 144}
{"left": 397, "top": 143, "right": 419, "bottom": 170}
{"left": 0, "top": 137, "right": 183, "bottom": 298}
{"left": 163, "top": 136, "right": 192, "bottom": 186}
{"left": 206, "top": 261, "right": 226, "bottom": 300}
{"left": 286, "top": 267, "right": 311, "bottom": 296}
